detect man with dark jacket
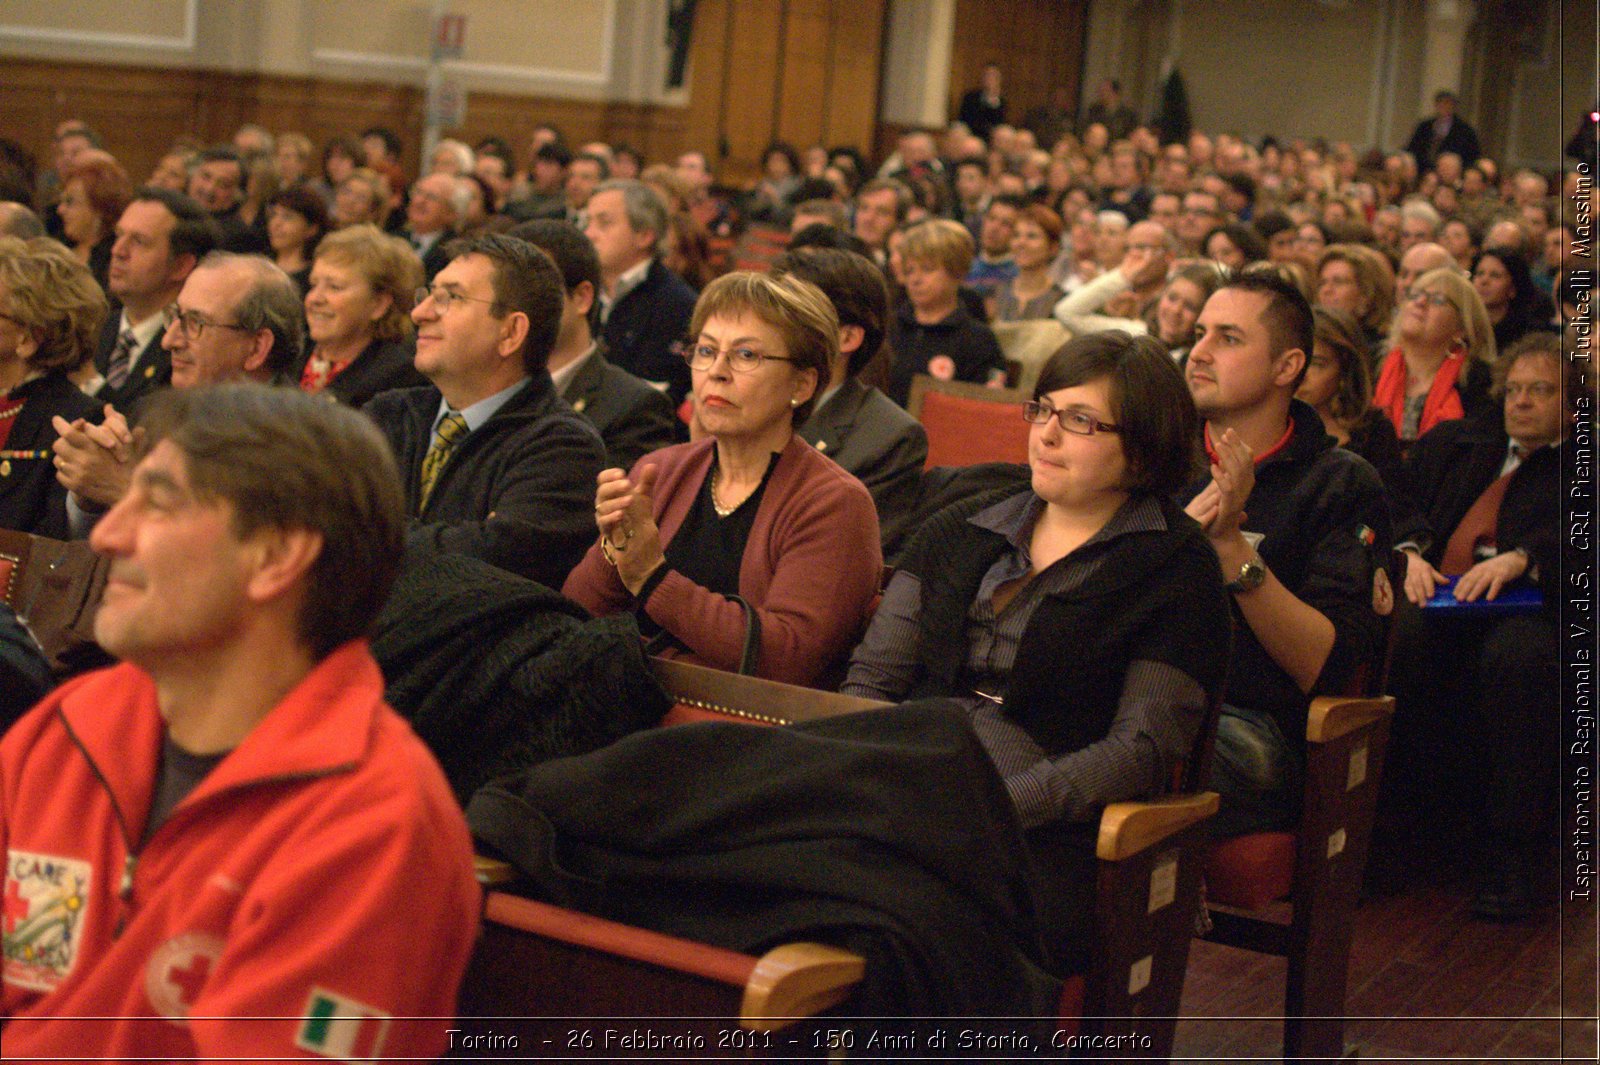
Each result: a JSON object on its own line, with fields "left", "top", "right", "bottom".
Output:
{"left": 1179, "top": 272, "right": 1390, "bottom": 838}
{"left": 773, "top": 246, "right": 927, "bottom": 556}
{"left": 1391, "top": 333, "right": 1569, "bottom": 917}
{"left": 1405, "top": 90, "right": 1483, "bottom": 171}
{"left": 91, "top": 188, "right": 218, "bottom": 415}
{"left": 586, "top": 179, "right": 697, "bottom": 404}
{"left": 364, "top": 234, "right": 604, "bottom": 590}
{"left": 510, "top": 219, "right": 679, "bottom": 470}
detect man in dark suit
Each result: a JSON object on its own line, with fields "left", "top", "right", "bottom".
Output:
{"left": 585, "top": 179, "right": 698, "bottom": 404}
{"left": 957, "top": 63, "right": 1007, "bottom": 142}
{"left": 1405, "top": 90, "right": 1482, "bottom": 171}
{"left": 404, "top": 173, "right": 464, "bottom": 282}
{"left": 773, "top": 246, "right": 928, "bottom": 556}
{"left": 364, "top": 234, "right": 605, "bottom": 589}
{"left": 93, "top": 188, "right": 218, "bottom": 416}
{"left": 511, "top": 219, "right": 679, "bottom": 470}
{"left": 1390, "top": 333, "right": 1569, "bottom": 917}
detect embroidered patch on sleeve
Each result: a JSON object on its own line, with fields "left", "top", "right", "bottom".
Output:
{"left": 3, "top": 850, "right": 92, "bottom": 992}
{"left": 295, "top": 986, "right": 393, "bottom": 1062}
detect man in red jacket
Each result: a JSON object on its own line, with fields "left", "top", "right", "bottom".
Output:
{"left": 1, "top": 385, "right": 480, "bottom": 1061}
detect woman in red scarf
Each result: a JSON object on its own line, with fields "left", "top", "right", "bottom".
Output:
{"left": 1373, "top": 265, "right": 1495, "bottom": 446}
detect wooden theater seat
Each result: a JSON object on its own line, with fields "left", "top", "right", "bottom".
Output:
{"left": 1201, "top": 694, "right": 1397, "bottom": 1063}
{"left": 459, "top": 659, "right": 1220, "bottom": 1059}
{"left": 906, "top": 374, "right": 1032, "bottom": 469}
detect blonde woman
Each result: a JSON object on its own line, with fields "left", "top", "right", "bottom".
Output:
{"left": 1374, "top": 266, "right": 1495, "bottom": 443}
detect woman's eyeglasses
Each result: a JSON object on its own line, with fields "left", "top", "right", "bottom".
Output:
{"left": 682, "top": 343, "right": 795, "bottom": 373}
{"left": 1022, "top": 401, "right": 1121, "bottom": 436}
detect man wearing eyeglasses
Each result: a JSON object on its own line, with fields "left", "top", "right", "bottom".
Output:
{"left": 91, "top": 188, "right": 219, "bottom": 416}
{"left": 363, "top": 233, "right": 604, "bottom": 589}
{"left": 53, "top": 253, "right": 303, "bottom": 535}
{"left": 1387, "top": 333, "right": 1571, "bottom": 916}
{"left": 1180, "top": 271, "right": 1390, "bottom": 840}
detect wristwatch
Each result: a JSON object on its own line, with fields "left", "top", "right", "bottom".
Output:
{"left": 1227, "top": 556, "right": 1266, "bottom": 594}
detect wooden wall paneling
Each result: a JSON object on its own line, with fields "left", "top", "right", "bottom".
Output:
{"left": 774, "top": 0, "right": 831, "bottom": 154}
{"left": 720, "top": 0, "right": 786, "bottom": 185}
{"left": 948, "top": 0, "right": 1089, "bottom": 142}
{"left": 684, "top": 0, "right": 733, "bottom": 172}
{"left": 823, "top": 0, "right": 884, "bottom": 154}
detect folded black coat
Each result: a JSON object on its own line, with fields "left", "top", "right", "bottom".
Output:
{"left": 371, "top": 547, "right": 669, "bottom": 804}
{"left": 467, "top": 700, "right": 1063, "bottom": 1019}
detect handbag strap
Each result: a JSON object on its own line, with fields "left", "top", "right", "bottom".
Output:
{"left": 642, "top": 595, "right": 761, "bottom": 677}
{"left": 729, "top": 595, "right": 760, "bottom": 676}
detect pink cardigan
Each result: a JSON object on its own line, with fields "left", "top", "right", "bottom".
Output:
{"left": 562, "top": 434, "right": 882, "bottom": 687}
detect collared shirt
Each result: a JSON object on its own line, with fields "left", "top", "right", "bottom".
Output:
{"left": 598, "top": 258, "right": 651, "bottom": 324}
{"left": 843, "top": 491, "right": 1206, "bottom": 828}
{"left": 810, "top": 381, "right": 844, "bottom": 417}
{"left": 548, "top": 342, "right": 598, "bottom": 397}
{"left": 413, "top": 229, "right": 444, "bottom": 258}
{"left": 1500, "top": 439, "right": 1531, "bottom": 478}
{"left": 432, "top": 377, "right": 530, "bottom": 437}
{"left": 116, "top": 306, "right": 169, "bottom": 379}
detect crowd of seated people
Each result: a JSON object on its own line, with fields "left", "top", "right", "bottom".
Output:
{"left": 0, "top": 84, "right": 1590, "bottom": 1050}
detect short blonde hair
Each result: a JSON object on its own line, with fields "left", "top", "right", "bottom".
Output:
{"left": 1389, "top": 265, "right": 1497, "bottom": 385}
{"left": 688, "top": 271, "right": 837, "bottom": 424}
{"left": 313, "top": 225, "right": 423, "bottom": 342}
{"left": 0, "top": 236, "right": 106, "bottom": 373}
{"left": 897, "top": 218, "right": 974, "bottom": 278}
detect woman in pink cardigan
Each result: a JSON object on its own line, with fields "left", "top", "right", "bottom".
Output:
{"left": 562, "top": 272, "right": 881, "bottom": 688}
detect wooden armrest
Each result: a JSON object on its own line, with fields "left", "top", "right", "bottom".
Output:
{"left": 741, "top": 942, "right": 866, "bottom": 1027}
{"left": 1306, "top": 695, "right": 1395, "bottom": 744}
{"left": 474, "top": 855, "right": 516, "bottom": 886}
{"left": 1096, "top": 792, "right": 1220, "bottom": 861}
{"left": 648, "top": 657, "right": 889, "bottom": 725}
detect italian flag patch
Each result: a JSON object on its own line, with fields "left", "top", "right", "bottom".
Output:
{"left": 295, "top": 987, "right": 391, "bottom": 1062}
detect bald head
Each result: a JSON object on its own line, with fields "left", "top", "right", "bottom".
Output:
{"left": 0, "top": 202, "right": 44, "bottom": 239}
{"left": 1396, "top": 242, "right": 1457, "bottom": 301}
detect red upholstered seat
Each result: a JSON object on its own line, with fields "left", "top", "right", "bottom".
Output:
{"left": 906, "top": 376, "right": 1032, "bottom": 469}
{"left": 1204, "top": 831, "right": 1296, "bottom": 911}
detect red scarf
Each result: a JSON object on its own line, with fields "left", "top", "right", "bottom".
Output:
{"left": 1374, "top": 346, "right": 1464, "bottom": 440}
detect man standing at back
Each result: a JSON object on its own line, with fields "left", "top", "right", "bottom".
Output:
{"left": 585, "top": 179, "right": 697, "bottom": 404}
{"left": 3, "top": 384, "right": 479, "bottom": 1060}
{"left": 365, "top": 233, "right": 605, "bottom": 589}
{"left": 94, "top": 188, "right": 218, "bottom": 415}
{"left": 1181, "top": 272, "right": 1390, "bottom": 835}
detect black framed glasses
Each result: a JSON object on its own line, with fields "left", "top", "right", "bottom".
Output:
{"left": 170, "top": 308, "right": 252, "bottom": 340}
{"left": 1022, "top": 401, "right": 1122, "bottom": 436}
{"left": 682, "top": 343, "right": 795, "bottom": 373}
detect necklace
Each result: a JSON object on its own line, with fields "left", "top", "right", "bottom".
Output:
{"left": 710, "top": 466, "right": 736, "bottom": 518}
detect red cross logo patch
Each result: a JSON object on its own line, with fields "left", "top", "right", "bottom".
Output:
{"left": 146, "top": 931, "right": 225, "bottom": 1024}
{"left": 3, "top": 850, "right": 91, "bottom": 992}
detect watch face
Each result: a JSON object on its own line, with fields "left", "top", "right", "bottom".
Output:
{"left": 1232, "top": 559, "right": 1265, "bottom": 591}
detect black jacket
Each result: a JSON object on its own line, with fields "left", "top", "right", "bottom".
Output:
{"left": 558, "top": 345, "right": 680, "bottom": 470}
{"left": 886, "top": 300, "right": 1005, "bottom": 407}
{"left": 363, "top": 374, "right": 606, "bottom": 589}
{"left": 93, "top": 308, "right": 169, "bottom": 416}
{"left": 797, "top": 377, "right": 927, "bottom": 555}
{"left": 903, "top": 488, "right": 1231, "bottom": 757}
{"left": 1404, "top": 114, "right": 1482, "bottom": 169}
{"left": 1400, "top": 409, "right": 1561, "bottom": 603}
{"left": 600, "top": 259, "right": 698, "bottom": 404}
{"left": 1178, "top": 400, "right": 1392, "bottom": 744}
{"left": 371, "top": 548, "right": 668, "bottom": 803}
{"left": 467, "top": 699, "right": 1061, "bottom": 1016}
{"left": 0, "top": 373, "right": 100, "bottom": 539}
{"left": 290, "top": 337, "right": 427, "bottom": 409}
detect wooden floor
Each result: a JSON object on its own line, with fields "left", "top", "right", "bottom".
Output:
{"left": 1173, "top": 871, "right": 1598, "bottom": 1063}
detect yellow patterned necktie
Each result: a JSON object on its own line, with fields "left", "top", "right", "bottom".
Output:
{"left": 418, "top": 411, "right": 469, "bottom": 512}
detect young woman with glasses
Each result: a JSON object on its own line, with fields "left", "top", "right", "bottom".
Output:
{"left": 841, "top": 330, "right": 1230, "bottom": 973}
